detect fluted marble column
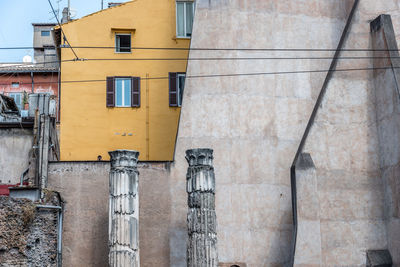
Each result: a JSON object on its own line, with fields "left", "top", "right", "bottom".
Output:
{"left": 185, "top": 148, "right": 218, "bottom": 267}
{"left": 108, "top": 150, "right": 140, "bottom": 267}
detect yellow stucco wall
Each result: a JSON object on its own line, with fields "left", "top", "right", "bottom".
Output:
{"left": 59, "top": 0, "right": 190, "bottom": 161}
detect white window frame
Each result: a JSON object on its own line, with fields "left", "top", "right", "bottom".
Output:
{"left": 115, "top": 33, "right": 132, "bottom": 53}
{"left": 115, "top": 78, "right": 131, "bottom": 107}
{"left": 11, "top": 82, "right": 20, "bottom": 88}
{"left": 176, "top": 1, "right": 195, "bottom": 38}
{"left": 177, "top": 73, "right": 185, "bottom": 107}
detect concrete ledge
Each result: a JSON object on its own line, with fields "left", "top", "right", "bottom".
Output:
{"left": 9, "top": 187, "right": 40, "bottom": 202}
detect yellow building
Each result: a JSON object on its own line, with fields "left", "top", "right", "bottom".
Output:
{"left": 55, "top": 0, "right": 194, "bottom": 161}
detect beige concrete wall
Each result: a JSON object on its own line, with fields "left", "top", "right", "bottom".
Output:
{"left": 293, "top": 154, "right": 322, "bottom": 266}
{"left": 301, "top": 2, "right": 400, "bottom": 265}
{"left": 371, "top": 14, "right": 400, "bottom": 265}
{"left": 47, "top": 161, "right": 171, "bottom": 267}
{"left": 0, "top": 128, "right": 33, "bottom": 184}
{"left": 168, "top": 1, "right": 353, "bottom": 266}
{"left": 170, "top": 0, "right": 400, "bottom": 266}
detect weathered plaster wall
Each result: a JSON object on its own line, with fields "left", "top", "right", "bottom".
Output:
{"left": 301, "top": 2, "right": 400, "bottom": 266}
{"left": 371, "top": 14, "right": 400, "bottom": 265}
{"left": 47, "top": 161, "right": 171, "bottom": 267}
{"left": 0, "top": 128, "right": 33, "bottom": 184}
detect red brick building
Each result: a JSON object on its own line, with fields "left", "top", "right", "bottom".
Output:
{"left": 0, "top": 64, "right": 58, "bottom": 115}
{"left": 0, "top": 23, "right": 59, "bottom": 117}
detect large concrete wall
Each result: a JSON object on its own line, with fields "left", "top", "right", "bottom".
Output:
{"left": 300, "top": 2, "right": 400, "bottom": 266}
{"left": 168, "top": 1, "right": 352, "bottom": 266}
{"left": 47, "top": 161, "right": 171, "bottom": 267}
{"left": 0, "top": 128, "right": 33, "bottom": 185}
{"left": 371, "top": 14, "right": 400, "bottom": 265}
{"left": 170, "top": 0, "right": 400, "bottom": 266}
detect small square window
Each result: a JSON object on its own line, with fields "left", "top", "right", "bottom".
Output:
{"left": 11, "top": 82, "right": 19, "bottom": 88}
{"left": 41, "top": 30, "right": 50, "bottom": 36}
{"left": 115, "top": 78, "right": 131, "bottom": 107}
{"left": 115, "top": 34, "right": 131, "bottom": 53}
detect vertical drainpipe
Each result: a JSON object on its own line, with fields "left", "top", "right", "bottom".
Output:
{"left": 185, "top": 148, "right": 218, "bottom": 267}
{"left": 108, "top": 150, "right": 140, "bottom": 266}
{"left": 31, "top": 72, "right": 34, "bottom": 93}
{"left": 57, "top": 63, "right": 61, "bottom": 122}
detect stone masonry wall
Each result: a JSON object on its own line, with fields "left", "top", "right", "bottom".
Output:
{"left": 0, "top": 195, "right": 59, "bottom": 267}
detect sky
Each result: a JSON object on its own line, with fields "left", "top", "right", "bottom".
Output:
{"left": 0, "top": 0, "right": 130, "bottom": 62}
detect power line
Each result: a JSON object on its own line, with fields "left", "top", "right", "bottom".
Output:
{"left": 72, "top": 56, "right": 400, "bottom": 61}
{"left": 47, "top": 0, "right": 79, "bottom": 60}
{"left": 1, "top": 45, "right": 400, "bottom": 52}
{"left": 0, "top": 55, "right": 397, "bottom": 71}
{"left": 0, "top": 65, "right": 396, "bottom": 86}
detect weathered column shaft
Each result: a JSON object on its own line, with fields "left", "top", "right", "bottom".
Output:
{"left": 186, "top": 148, "right": 218, "bottom": 267}
{"left": 108, "top": 150, "right": 140, "bottom": 267}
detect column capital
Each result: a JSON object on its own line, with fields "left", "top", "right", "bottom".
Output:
{"left": 185, "top": 148, "right": 213, "bottom": 167}
{"left": 109, "top": 150, "right": 139, "bottom": 168}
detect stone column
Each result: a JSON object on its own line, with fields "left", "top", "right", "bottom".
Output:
{"left": 185, "top": 148, "right": 218, "bottom": 267}
{"left": 108, "top": 150, "right": 140, "bottom": 267}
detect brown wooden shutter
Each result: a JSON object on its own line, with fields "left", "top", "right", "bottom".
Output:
{"left": 169, "top": 72, "right": 177, "bottom": 107}
{"left": 106, "top": 76, "right": 115, "bottom": 107}
{"left": 131, "top": 77, "right": 140, "bottom": 107}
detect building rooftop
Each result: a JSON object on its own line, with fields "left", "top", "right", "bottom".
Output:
{"left": 32, "top": 23, "right": 57, "bottom": 26}
{"left": 0, "top": 63, "right": 58, "bottom": 73}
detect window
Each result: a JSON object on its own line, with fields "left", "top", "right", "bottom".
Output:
{"left": 9, "top": 93, "right": 22, "bottom": 110}
{"left": 115, "top": 33, "right": 131, "bottom": 53}
{"left": 176, "top": 1, "right": 194, "bottom": 38}
{"left": 44, "top": 47, "right": 56, "bottom": 56}
{"left": 106, "top": 76, "right": 140, "bottom": 107}
{"left": 11, "top": 82, "right": 19, "bottom": 88}
{"left": 41, "top": 30, "right": 50, "bottom": 36}
{"left": 116, "top": 78, "right": 131, "bottom": 107}
{"left": 169, "top": 72, "right": 185, "bottom": 107}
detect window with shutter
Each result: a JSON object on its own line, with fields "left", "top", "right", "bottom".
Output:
{"left": 169, "top": 72, "right": 185, "bottom": 107}
{"left": 131, "top": 77, "right": 140, "bottom": 107}
{"left": 107, "top": 76, "right": 140, "bottom": 108}
{"left": 106, "top": 77, "right": 115, "bottom": 107}
{"left": 169, "top": 72, "right": 178, "bottom": 106}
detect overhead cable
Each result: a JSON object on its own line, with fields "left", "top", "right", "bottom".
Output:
{"left": 0, "top": 65, "right": 396, "bottom": 86}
